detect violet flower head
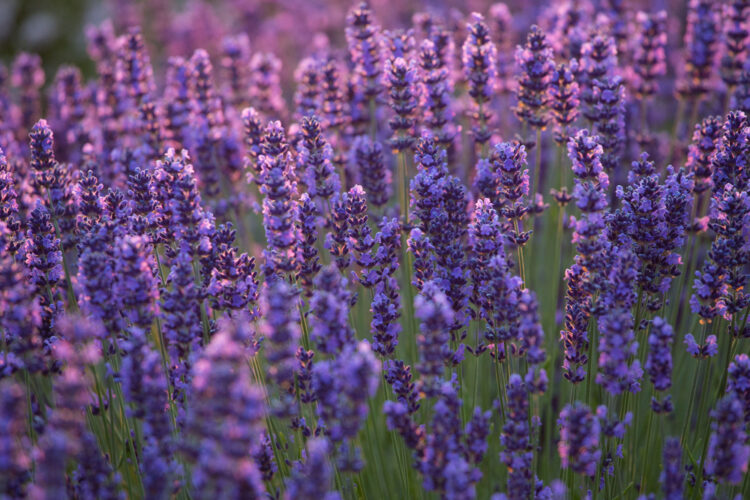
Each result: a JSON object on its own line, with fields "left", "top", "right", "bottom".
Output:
{"left": 721, "top": 0, "right": 750, "bottom": 87}
{"left": 29, "top": 119, "right": 56, "bottom": 190}
{"left": 164, "top": 56, "right": 192, "bottom": 150}
{"left": 321, "top": 58, "right": 346, "bottom": 131}
{"left": 259, "top": 121, "right": 300, "bottom": 278}
{"left": 299, "top": 115, "right": 340, "bottom": 204}
{"left": 683, "top": 333, "right": 718, "bottom": 359}
{"left": 296, "top": 193, "right": 322, "bottom": 297}
{"left": 661, "top": 437, "right": 685, "bottom": 500}
{"left": 711, "top": 111, "right": 749, "bottom": 193}
{"left": 548, "top": 60, "right": 580, "bottom": 145}
{"left": 262, "top": 279, "right": 301, "bottom": 420}
{"left": 353, "top": 136, "right": 391, "bottom": 207}
{"left": 113, "top": 234, "right": 159, "bottom": 332}
{"left": 0, "top": 380, "right": 32, "bottom": 497}
{"left": 593, "top": 76, "right": 625, "bottom": 174}
{"left": 249, "top": 52, "right": 284, "bottom": 119}
{"left": 23, "top": 201, "right": 63, "bottom": 299}
{"left": 514, "top": 25, "right": 554, "bottom": 130}
{"left": 678, "top": 0, "right": 721, "bottom": 99}
{"left": 558, "top": 402, "right": 601, "bottom": 477}
{"left": 418, "top": 39, "right": 455, "bottom": 150}
{"left": 705, "top": 394, "right": 750, "bottom": 485}
{"left": 11, "top": 52, "right": 44, "bottom": 130}
{"left": 645, "top": 316, "right": 674, "bottom": 393}
{"left": 596, "top": 246, "right": 642, "bottom": 395}
{"left": 408, "top": 227, "right": 435, "bottom": 292}
{"left": 325, "top": 191, "right": 351, "bottom": 271}
{"left": 242, "top": 106, "right": 265, "bottom": 186}
{"left": 220, "top": 33, "right": 251, "bottom": 110}
{"left": 386, "top": 57, "right": 417, "bottom": 153}
{"left": 294, "top": 57, "right": 322, "bottom": 120}
{"left": 500, "top": 374, "right": 533, "bottom": 500}
{"left": 490, "top": 141, "right": 531, "bottom": 247}
{"left": 632, "top": 11, "right": 667, "bottom": 100}
{"left": 468, "top": 197, "right": 505, "bottom": 310}
{"left": 206, "top": 223, "right": 260, "bottom": 316}
{"left": 518, "top": 289, "right": 546, "bottom": 367}
{"left": 309, "top": 265, "right": 355, "bottom": 354}
{"left": 727, "top": 354, "right": 750, "bottom": 425}
{"left": 346, "top": 2, "right": 384, "bottom": 101}
{"left": 312, "top": 340, "right": 380, "bottom": 466}
{"left": 462, "top": 12, "right": 496, "bottom": 147}
{"left": 686, "top": 115, "right": 723, "bottom": 195}
{"left": 119, "top": 28, "right": 155, "bottom": 107}
{"left": 415, "top": 280, "right": 454, "bottom": 398}
{"left": 561, "top": 264, "right": 591, "bottom": 385}
{"left": 185, "top": 323, "right": 267, "bottom": 499}
{"left": 489, "top": 2, "right": 514, "bottom": 95}
{"left": 285, "top": 438, "right": 341, "bottom": 500}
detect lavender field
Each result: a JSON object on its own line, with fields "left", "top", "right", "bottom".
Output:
{"left": 0, "top": 0, "right": 748, "bottom": 499}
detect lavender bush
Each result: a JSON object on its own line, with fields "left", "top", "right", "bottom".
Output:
{"left": 0, "top": 1, "right": 749, "bottom": 499}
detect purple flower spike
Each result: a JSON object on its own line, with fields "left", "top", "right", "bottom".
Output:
{"left": 515, "top": 25, "right": 554, "bottom": 130}
{"left": 705, "top": 394, "right": 750, "bottom": 485}
{"left": 661, "top": 437, "right": 685, "bottom": 500}
{"left": 309, "top": 266, "right": 355, "bottom": 355}
{"left": 500, "top": 374, "right": 533, "bottom": 500}
{"left": 631, "top": 11, "right": 667, "bottom": 100}
{"left": 415, "top": 280, "right": 454, "bottom": 398}
{"left": 262, "top": 279, "right": 301, "bottom": 420}
{"left": 386, "top": 57, "right": 417, "bottom": 153}
{"left": 645, "top": 316, "right": 674, "bottom": 393}
{"left": 462, "top": 13, "right": 496, "bottom": 148}
{"left": 558, "top": 402, "right": 601, "bottom": 478}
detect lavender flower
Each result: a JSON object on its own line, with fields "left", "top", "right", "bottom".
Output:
{"left": 346, "top": 2, "right": 384, "bottom": 102}
{"left": 468, "top": 197, "right": 505, "bottom": 310}
{"left": 262, "top": 280, "right": 301, "bottom": 420}
{"left": 705, "top": 394, "right": 750, "bottom": 484}
{"left": 0, "top": 380, "right": 32, "bottom": 497}
{"left": 185, "top": 317, "right": 267, "bottom": 498}
{"left": 220, "top": 33, "right": 251, "bottom": 110}
{"left": 684, "top": 333, "right": 719, "bottom": 359}
{"left": 678, "top": 0, "right": 721, "bottom": 99}
{"left": 294, "top": 57, "right": 322, "bottom": 120}
{"left": 249, "top": 52, "right": 284, "bottom": 119}
{"left": 645, "top": 316, "right": 674, "bottom": 393}
{"left": 596, "top": 246, "right": 642, "bottom": 395}
{"left": 206, "top": 223, "right": 260, "bottom": 316}
{"left": 490, "top": 141, "right": 531, "bottom": 247}
{"left": 660, "top": 437, "right": 685, "bottom": 500}
{"left": 309, "top": 266, "right": 354, "bottom": 354}
{"left": 727, "top": 354, "right": 750, "bottom": 425}
{"left": 558, "top": 402, "right": 601, "bottom": 477}
{"left": 408, "top": 227, "right": 435, "bottom": 292}
{"left": 386, "top": 57, "right": 417, "bottom": 152}
{"left": 721, "top": 1, "right": 750, "bottom": 88}
{"left": 285, "top": 438, "right": 341, "bottom": 500}
{"left": 299, "top": 116, "right": 340, "bottom": 204}
{"left": 353, "top": 136, "right": 391, "bottom": 207}
{"left": 113, "top": 234, "right": 159, "bottom": 332}
{"left": 548, "top": 61, "right": 580, "bottom": 145}
{"left": 242, "top": 107, "right": 265, "bottom": 186}
{"left": 29, "top": 119, "right": 56, "bottom": 190}
{"left": 312, "top": 340, "right": 380, "bottom": 469}
{"left": 259, "top": 121, "right": 299, "bottom": 278}
{"left": 593, "top": 77, "right": 625, "bottom": 173}
{"left": 686, "top": 115, "right": 723, "bottom": 195}
{"left": 296, "top": 194, "right": 321, "bottom": 296}
{"left": 462, "top": 13, "right": 496, "bottom": 148}
{"left": 418, "top": 39, "right": 455, "bottom": 150}
{"left": 561, "top": 264, "right": 591, "bottom": 384}
{"left": 515, "top": 26, "right": 554, "bottom": 130}
{"left": 11, "top": 53, "right": 44, "bottom": 131}
{"left": 631, "top": 11, "right": 667, "bottom": 100}
{"left": 415, "top": 280, "right": 454, "bottom": 397}
{"left": 500, "top": 374, "right": 533, "bottom": 500}
{"left": 325, "top": 191, "right": 352, "bottom": 271}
